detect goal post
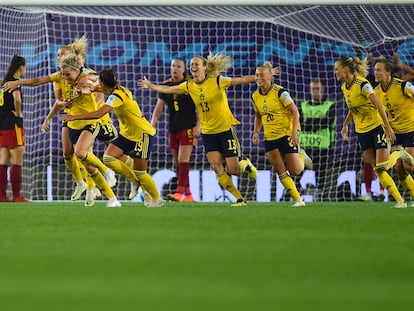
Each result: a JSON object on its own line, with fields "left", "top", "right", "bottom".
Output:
{"left": 1, "top": 5, "right": 414, "bottom": 202}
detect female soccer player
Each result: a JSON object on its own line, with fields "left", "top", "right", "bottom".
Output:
{"left": 0, "top": 55, "right": 29, "bottom": 202}
{"left": 58, "top": 56, "right": 121, "bottom": 207}
{"left": 151, "top": 58, "right": 200, "bottom": 203}
{"left": 374, "top": 56, "right": 414, "bottom": 205}
{"left": 138, "top": 53, "right": 269, "bottom": 206}
{"left": 60, "top": 69, "right": 163, "bottom": 208}
{"left": 336, "top": 56, "right": 409, "bottom": 208}
{"left": 251, "top": 62, "right": 312, "bottom": 207}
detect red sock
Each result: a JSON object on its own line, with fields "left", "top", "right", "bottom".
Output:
{"left": 0, "top": 165, "right": 8, "bottom": 198}
{"left": 176, "top": 162, "right": 190, "bottom": 194}
{"left": 10, "top": 164, "right": 22, "bottom": 198}
{"left": 363, "top": 162, "right": 373, "bottom": 194}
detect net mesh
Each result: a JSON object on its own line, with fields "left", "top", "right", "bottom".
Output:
{"left": 1, "top": 5, "right": 413, "bottom": 202}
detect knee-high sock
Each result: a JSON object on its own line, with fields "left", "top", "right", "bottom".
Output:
{"left": 216, "top": 172, "right": 243, "bottom": 201}
{"left": 103, "top": 155, "right": 136, "bottom": 182}
{"left": 10, "top": 164, "right": 22, "bottom": 198}
{"left": 79, "top": 162, "right": 95, "bottom": 190}
{"left": 279, "top": 172, "right": 301, "bottom": 201}
{"left": 135, "top": 170, "right": 160, "bottom": 200}
{"left": 81, "top": 152, "right": 108, "bottom": 175}
{"left": 298, "top": 152, "right": 305, "bottom": 172}
{"left": 63, "top": 154, "right": 83, "bottom": 183}
{"left": 0, "top": 164, "right": 8, "bottom": 198}
{"left": 375, "top": 161, "right": 403, "bottom": 202}
{"left": 400, "top": 174, "right": 414, "bottom": 200}
{"left": 89, "top": 169, "right": 115, "bottom": 199}
{"left": 177, "top": 162, "right": 191, "bottom": 194}
{"left": 363, "top": 162, "right": 374, "bottom": 194}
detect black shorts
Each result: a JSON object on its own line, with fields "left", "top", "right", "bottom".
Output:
{"left": 201, "top": 127, "right": 241, "bottom": 158}
{"left": 110, "top": 133, "right": 153, "bottom": 159}
{"left": 357, "top": 125, "right": 388, "bottom": 151}
{"left": 264, "top": 136, "right": 298, "bottom": 154}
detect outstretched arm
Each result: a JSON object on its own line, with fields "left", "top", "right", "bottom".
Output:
{"left": 230, "top": 66, "right": 282, "bottom": 86}
{"left": 2, "top": 75, "right": 52, "bottom": 92}
{"left": 138, "top": 76, "right": 184, "bottom": 94}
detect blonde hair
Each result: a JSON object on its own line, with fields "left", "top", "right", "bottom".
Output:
{"left": 258, "top": 61, "right": 273, "bottom": 73}
{"left": 71, "top": 35, "right": 88, "bottom": 60}
{"left": 337, "top": 56, "right": 369, "bottom": 77}
{"left": 193, "top": 52, "right": 232, "bottom": 77}
{"left": 58, "top": 54, "right": 80, "bottom": 70}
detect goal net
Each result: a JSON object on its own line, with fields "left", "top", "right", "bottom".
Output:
{"left": 1, "top": 5, "right": 414, "bottom": 202}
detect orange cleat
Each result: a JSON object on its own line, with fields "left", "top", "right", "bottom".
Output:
{"left": 12, "top": 196, "right": 30, "bottom": 203}
{"left": 182, "top": 194, "right": 194, "bottom": 203}
{"left": 167, "top": 192, "right": 183, "bottom": 202}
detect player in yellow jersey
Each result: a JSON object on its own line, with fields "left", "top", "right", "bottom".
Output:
{"left": 374, "top": 56, "right": 414, "bottom": 206}
{"left": 61, "top": 69, "right": 163, "bottom": 207}
{"left": 251, "top": 62, "right": 312, "bottom": 207}
{"left": 138, "top": 53, "right": 280, "bottom": 206}
{"left": 335, "top": 56, "right": 411, "bottom": 208}
{"left": 58, "top": 56, "right": 121, "bottom": 208}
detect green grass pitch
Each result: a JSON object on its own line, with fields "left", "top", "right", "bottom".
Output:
{"left": 1, "top": 200, "right": 414, "bottom": 311}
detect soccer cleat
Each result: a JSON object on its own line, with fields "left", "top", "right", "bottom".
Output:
{"left": 397, "top": 146, "right": 414, "bottom": 167}
{"left": 85, "top": 190, "right": 95, "bottom": 207}
{"left": 12, "top": 196, "right": 30, "bottom": 203}
{"left": 394, "top": 201, "right": 407, "bottom": 208}
{"left": 167, "top": 192, "right": 183, "bottom": 202}
{"left": 243, "top": 156, "right": 257, "bottom": 179}
{"left": 231, "top": 199, "right": 247, "bottom": 207}
{"left": 128, "top": 181, "right": 140, "bottom": 200}
{"left": 359, "top": 194, "right": 373, "bottom": 202}
{"left": 147, "top": 199, "right": 164, "bottom": 208}
{"left": 183, "top": 193, "right": 195, "bottom": 203}
{"left": 292, "top": 200, "right": 306, "bottom": 207}
{"left": 93, "top": 188, "right": 102, "bottom": 199}
{"left": 104, "top": 169, "right": 117, "bottom": 188}
{"left": 106, "top": 197, "right": 122, "bottom": 208}
{"left": 377, "top": 192, "right": 385, "bottom": 202}
{"left": 71, "top": 181, "right": 87, "bottom": 201}
{"left": 299, "top": 148, "right": 313, "bottom": 170}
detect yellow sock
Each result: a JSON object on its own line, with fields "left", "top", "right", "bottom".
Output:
{"left": 239, "top": 159, "right": 248, "bottom": 175}
{"left": 375, "top": 161, "right": 403, "bottom": 202}
{"left": 89, "top": 169, "right": 115, "bottom": 199}
{"left": 125, "top": 156, "right": 134, "bottom": 170}
{"left": 298, "top": 152, "right": 305, "bottom": 172}
{"left": 81, "top": 152, "right": 108, "bottom": 176}
{"left": 135, "top": 170, "right": 160, "bottom": 200}
{"left": 103, "top": 155, "right": 136, "bottom": 182}
{"left": 386, "top": 151, "right": 401, "bottom": 170}
{"left": 400, "top": 174, "right": 414, "bottom": 199}
{"left": 279, "top": 172, "right": 301, "bottom": 201}
{"left": 216, "top": 172, "right": 243, "bottom": 201}
{"left": 79, "top": 162, "right": 95, "bottom": 190}
{"left": 63, "top": 154, "right": 83, "bottom": 183}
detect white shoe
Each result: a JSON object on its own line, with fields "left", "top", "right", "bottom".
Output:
{"left": 93, "top": 188, "right": 102, "bottom": 199}
{"left": 128, "top": 181, "right": 140, "bottom": 200}
{"left": 292, "top": 200, "right": 306, "bottom": 207}
{"left": 85, "top": 189, "right": 95, "bottom": 207}
{"left": 299, "top": 148, "right": 313, "bottom": 170}
{"left": 394, "top": 201, "right": 407, "bottom": 208}
{"left": 397, "top": 146, "right": 414, "bottom": 167}
{"left": 147, "top": 199, "right": 164, "bottom": 208}
{"left": 359, "top": 194, "right": 373, "bottom": 202}
{"left": 104, "top": 169, "right": 117, "bottom": 188}
{"left": 107, "top": 197, "right": 122, "bottom": 208}
{"left": 71, "top": 181, "right": 87, "bottom": 201}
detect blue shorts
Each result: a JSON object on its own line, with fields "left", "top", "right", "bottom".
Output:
{"left": 357, "top": 125, "right": 388, "bottom": 151}
{"left": 264, "top": 136, "right": 298, "bottom": 154}
{"left": 393, "top": 131, "right": 414, "bottom": 148}
{"left": 110, "top": 133, "right": 153, "bottom": 159}
{"left": 201, "top": 127, "right": 241, "bottom": 158}
{"left": 68, "top": 123, "right": 100, "bottom": 145}
{"left": 96, "top": 122, "right": 118, "bottom": 143}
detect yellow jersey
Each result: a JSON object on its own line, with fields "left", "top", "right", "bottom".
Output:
{"left": 375, "top": 78, "right": 414, "bottom": 134}
{"left": 251, "top": 83, "right": 296, "bottom": 141}
{"left": 105, "top": 86, "right": 156, "bottom": 141}
{"left": 177, "top": 75, "right": 240, "bottom": 134}
{"left": 341, "top": 76, "right": 382, "bottom": 133}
